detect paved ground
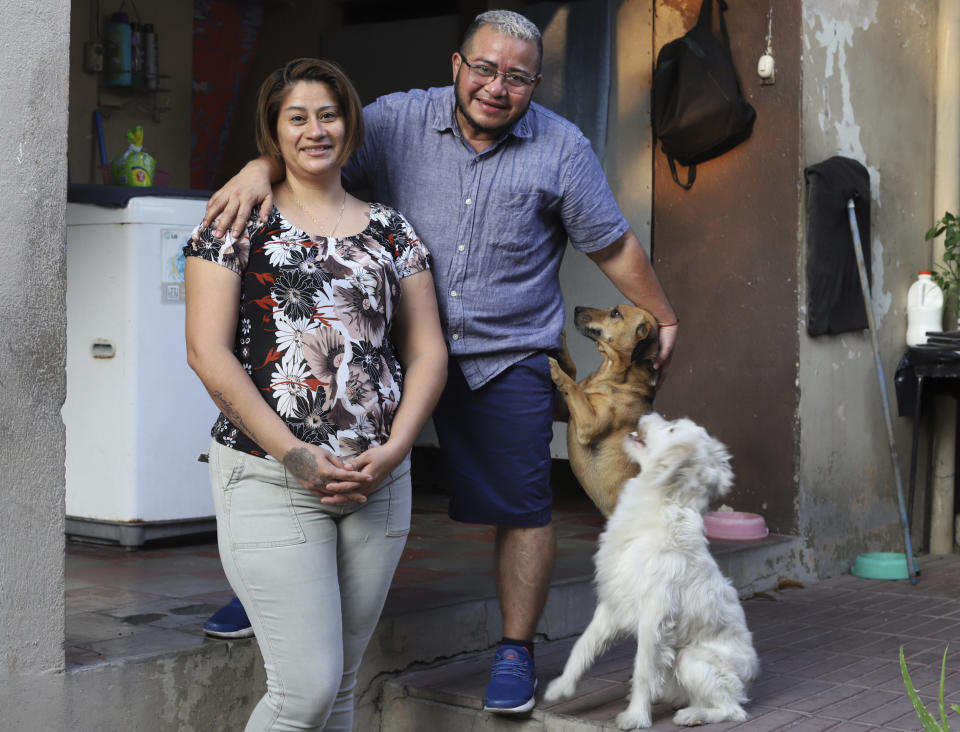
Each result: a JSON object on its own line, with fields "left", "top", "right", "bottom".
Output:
{"left": 390, "top": 554, "right": 960, "bottom": 731}
{"left": 66, "top": 492, "right": 960, "bottom": 731}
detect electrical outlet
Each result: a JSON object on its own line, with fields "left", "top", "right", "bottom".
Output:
{"left": 84, "top": 42, "right": 104, "bottom": 74}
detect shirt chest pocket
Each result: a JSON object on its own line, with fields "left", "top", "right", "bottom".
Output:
{"left": 488, "top": 191, "right": 542, "bottom": 253}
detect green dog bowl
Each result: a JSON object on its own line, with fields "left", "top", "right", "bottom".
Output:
{"left": 850, "top": 552, "right": 916, "bottom": 580}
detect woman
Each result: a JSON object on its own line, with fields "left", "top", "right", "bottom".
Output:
{"left": 184, "top": 58, "right": 447, "bottom": 731}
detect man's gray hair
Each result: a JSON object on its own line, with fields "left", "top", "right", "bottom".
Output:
{"left": 461, "top": 10, "right": 543, "bottom": 71}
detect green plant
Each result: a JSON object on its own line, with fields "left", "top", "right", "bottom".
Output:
{"left": 900, "top": 644, "right": 960, "bottom": 732}
{"left": 925, "top": 212, "right": 960, "bottom": 326}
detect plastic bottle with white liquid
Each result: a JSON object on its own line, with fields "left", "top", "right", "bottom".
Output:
{"left": 906, "top": 270, "right": 943, "bottom": 346}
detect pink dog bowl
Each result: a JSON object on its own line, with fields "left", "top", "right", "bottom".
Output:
{"left": 704, "top": 511, "right": 769, "bottom": 541}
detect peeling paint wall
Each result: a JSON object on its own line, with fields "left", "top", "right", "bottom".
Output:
{"left": 798, "top": 0, "right": 937, "bottom": 576}
{"left": 649, "top": 0, "right": 937, "bottom": 575}
{"left": 0, "top": 0, "right": 69, "bottom": 691}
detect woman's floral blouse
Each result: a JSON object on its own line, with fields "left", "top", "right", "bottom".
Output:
{"left": 184, "top": 202, "right": 431, "bottom": 459}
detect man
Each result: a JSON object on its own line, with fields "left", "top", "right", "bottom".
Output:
{"left": 203, "top": 10, "right": 678, "bottom": 715}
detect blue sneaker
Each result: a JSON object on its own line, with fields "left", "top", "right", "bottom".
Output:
{"left": 483, "top": 645, "right": 537, "bottom": 714}
{"left": 203, "top": 597, "right": 254, "bottom": 639}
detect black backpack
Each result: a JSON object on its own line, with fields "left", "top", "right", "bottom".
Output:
{"left": 651, "top": 0, "right": 756, "bottom": 189}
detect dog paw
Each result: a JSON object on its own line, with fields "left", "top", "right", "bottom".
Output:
{"left": 728, "top": 707, "right": 748, "bottom": 723}
{"left": 672, "top": 706, "right": 747, "bottom": 726}
{"left": 672, "top": 708, "right": 702, "bottom": 726}
{"left": 544, "top": 676, "right": 576, "bottom": 702}
{"left": 616, "top": 706, "right": 652, "bottom": 729}
{"left": 547, "top": 356, "right": 565, "bottom": 385}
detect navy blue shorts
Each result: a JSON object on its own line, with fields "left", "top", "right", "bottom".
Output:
{"left": 433, "top": 353, "right": 554, "bottom": 527}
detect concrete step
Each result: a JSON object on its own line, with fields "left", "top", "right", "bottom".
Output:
{"left": 382, "top": 638, "right": 635, "bottom": 732}
{"left": 57, "top": 514, "right": 808, "bottom": 731}
{"left": 377, "top": 534, "right": 811, "bottom": 732}
{"left": 711, "top": 533, "right": 813, "bottom": 598}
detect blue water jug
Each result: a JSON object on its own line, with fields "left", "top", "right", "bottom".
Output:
{"left": 105, "top": 12, "right": 132, "bottom": 87}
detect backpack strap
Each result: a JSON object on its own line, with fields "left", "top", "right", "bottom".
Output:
{"left": 667, "top": 155, "right": 697, "bottom": 190}
{"left": 716, "top": 0, "right": 732, "bottom": 50}
{"left": 696, "top": 0, "right": 732, "bottom": 50}
{"left": 696, "top": 0, "right": 713, "bottom": 27}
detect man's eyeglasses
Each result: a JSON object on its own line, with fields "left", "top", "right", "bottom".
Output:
{"left": 460, "top": 58, "right": 538, "bottom": 89}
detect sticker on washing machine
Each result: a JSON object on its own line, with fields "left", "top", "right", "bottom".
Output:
{"left": 160, "top": 228, "right": 190, "bottom": 303}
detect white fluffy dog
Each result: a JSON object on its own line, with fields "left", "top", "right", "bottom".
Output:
{"left": 544, "top": 413, "right": 758, "bottom": 729}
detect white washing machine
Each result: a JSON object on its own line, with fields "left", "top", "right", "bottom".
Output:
{"left": 64, "top": 187, "right": 220, "bottom": 546}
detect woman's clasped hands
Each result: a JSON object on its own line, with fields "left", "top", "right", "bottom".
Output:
{"left": 282, "top": 441, "right": 404, "bottom": 504}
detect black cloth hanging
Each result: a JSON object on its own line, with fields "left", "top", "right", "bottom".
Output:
{"left": 804, "top": 156, "right": 872, "bottom": 336}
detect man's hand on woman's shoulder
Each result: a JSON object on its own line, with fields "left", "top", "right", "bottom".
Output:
{"left": 204, "top": 157, "right": 279, "bottom": 238}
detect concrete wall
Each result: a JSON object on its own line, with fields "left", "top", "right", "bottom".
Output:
{"left": 1, "top": 642, "right": 266, "bottom": 731}
{"left": 0, "top": 0, "right": 69, "bottom": 710}
{"left": 797, "top": 0, "right": 938, "bottom": 576}
{"left": 68, "top": 0, "right": 193, "bottom": 187}
{"left": 0, "top": 0, "right": 69, "bottom": 678}
{"left": 648, "top": 0, "right": 939, "bottom": 578}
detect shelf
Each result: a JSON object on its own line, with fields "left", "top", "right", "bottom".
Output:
{"left": 99, "top": 77, "right": 170, "bottom": 96}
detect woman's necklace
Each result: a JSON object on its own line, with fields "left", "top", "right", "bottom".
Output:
{"left": 289, "top": 184, "right": 347, "bottom": 237}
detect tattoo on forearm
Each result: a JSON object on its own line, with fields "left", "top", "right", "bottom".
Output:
{"left": 211, "top": 391, "right": 259, "bottom": 444}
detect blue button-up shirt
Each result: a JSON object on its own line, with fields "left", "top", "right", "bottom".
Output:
{"left": 344, "top": 86, "right": 629, "bottom": 389}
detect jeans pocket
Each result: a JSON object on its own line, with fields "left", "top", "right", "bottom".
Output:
{"left": 209, "top": 439, "right": 246, "bottom": 492}
{"left": 383, "top": 457, "right": 412, "bottom": 538}
{"left": 223, "top": 450, "right": 306, "bottom": 549}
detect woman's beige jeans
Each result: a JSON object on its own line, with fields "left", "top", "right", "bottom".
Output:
{"left": 208, "top": 439, "right": 411, "bottom": 731}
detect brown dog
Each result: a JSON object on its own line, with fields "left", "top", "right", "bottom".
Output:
{"left": 548, "top": 305, "right": 659, "bottom": 516}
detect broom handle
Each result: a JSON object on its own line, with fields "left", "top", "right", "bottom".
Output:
{"left": 847, "top": 199, "right": 918, "bottom": 582}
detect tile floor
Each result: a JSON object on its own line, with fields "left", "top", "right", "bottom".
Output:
{"left": 66, "top": 491, "right": 960, "bottom": 731}
{"left": 734, "top": 555, "right": 960, "bottom": 732}
{"left": 392, "top": 554, "right": 960, "bottom": 731}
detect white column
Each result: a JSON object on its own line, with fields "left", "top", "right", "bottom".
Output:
{"left": 930, "top": 0, "right": 960, "bottom": 555}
